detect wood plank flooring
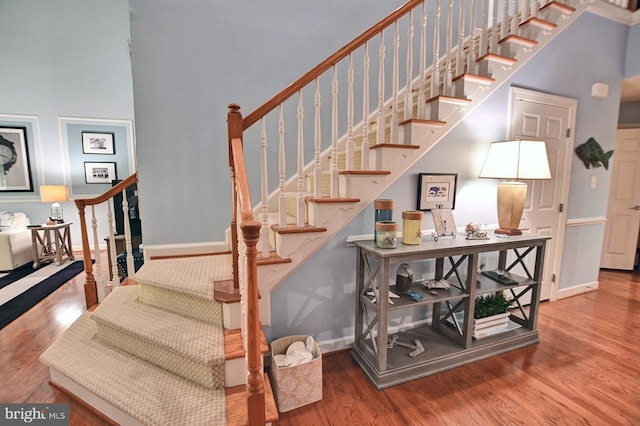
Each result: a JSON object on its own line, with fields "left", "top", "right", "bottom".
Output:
{"left": 1, "top": 265, "right": 638, "bottom": 425}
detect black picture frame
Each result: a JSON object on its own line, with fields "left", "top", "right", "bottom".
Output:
{"left": 0, "top": 126, "right": 34, "bottom": 192}
{"left": 417, "top": 173, "right": 458, "bottom": 211}
{"left": 84, "top": 162, "right": 117, "bottom": 184}
{"left": 82, "top": 131, "right": 115, "bottom": 154}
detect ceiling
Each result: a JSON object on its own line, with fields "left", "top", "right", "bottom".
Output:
{"left": 621, "top": 76, "right": 640, "bottom": 102}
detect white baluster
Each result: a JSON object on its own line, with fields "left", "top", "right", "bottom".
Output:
{"left": 346, "top": 54, "right": 355, "bottom": 169}
{"left": 296, "top": 92, "right": 305, "bottom": 227}
{"left": 490, "top": 0, "right": 500, "bottom": 53}
{"left": 431, "top": 0, "right": 441, "bottom": 98}
{"left": 361, "top": 42, "right": 370, "bottom": 170}
{"left": 260, "top": 118, "right": 270, "bottom": 256}
{"left": 377, "top": 31, "right": 386, "bottom": 145}
{"left": 90, "top": 205, "right": 104, "bottom": 301}
{"left": 330, "top": 66, "right": 339, "bottom": 198}
{"left": 480, "top": 0, "right": 489, "bottom": 56}
{"left": 522, "top": 0, "right": 530, "bottom": 23}
{"left": 468, "top": 0, "right": 478, "bottom": 74}
{"left": 502, "top": 0, "right": 510, "bottom": 38}
{"left": 314, "top": 79, "right": 323, "bottom": 197}
{"left": 390, "top": 22, "right": 400, "bottom": 145}
{"left": 278, "top": 105, "right": 287, "bottom": 228}
{"left": 405, "top": 10, "right": 414, "bottom": 121}
{"left": 444, "top": 0, "right": 454, "bottom": 96}
{"left": 511, "top": 0, "right": 520, "bottom": 36}
{"left": 106, "top": 201, "right": 118, "bottom": 291}
{"left": 457, "top": 0, "right": 466, "bottom": 79}
{"left": 418, "top": 3, "right": 427, "bottom": 118}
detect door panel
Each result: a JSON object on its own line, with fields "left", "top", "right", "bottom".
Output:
{"left": 601, "top": 129, "right": 640, "bottom": 270}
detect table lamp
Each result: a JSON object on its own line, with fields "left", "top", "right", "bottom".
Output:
{"left": 479, "top": 140, "right": 551, "bottom": 235}
{"left": 40, "top": 185, "right": 69, "bottom": 223}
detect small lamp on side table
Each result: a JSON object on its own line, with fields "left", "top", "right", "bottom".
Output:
{"left": 479, "top": 140, "right": 551, "bottom": 235}
{"left": 40, "top": 185, "right": 69, "bottom": 223}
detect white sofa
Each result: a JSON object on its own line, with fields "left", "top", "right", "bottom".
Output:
{"left": 0, "top": 212, "right": 33, "bottom": 271}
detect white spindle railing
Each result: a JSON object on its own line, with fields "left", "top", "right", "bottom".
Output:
{"left": 361, "top": 43, "right": 371, "bottom": 169}
{"left": 330, "top": 66, "right": 339, "bottom": 198}
{"left": 278, "top": 106, "right": 287, "bottom": 228}
{"left": 431, "top": 0, "right": 441, "bottom": 98}
{"left": 296, "top": 93, "right": 305, "bottom": 227}
{"left": 404, "top": 11, "right": 414, "bottom": 122}
{"left": 90, "top": 206, "right": 105, "bottom": 300}
{"left": 468, "top": 0, "right": 478, "bottom": 73}
{"left": 377, "top": 31, "right": 386, "bottom": 146}
{"left": 314, "top": 80, "right": 323, "bottom": 198}
{"left": 457, "top": 0, "right": 466, "bottom": 79}
{"left": 444, "top": 0, "right": 454, "bottom": 95}
{"left": 390, "top": 22, "right": 400, "bottom": 145}
{"left": 418, "top": 3, "right": 427, "bottom": 117}
{"left": 260, "top": 118, "right": 269, "bottom": 255}
{"left": 346, "top": 54, "right": 355, "bottom": 169}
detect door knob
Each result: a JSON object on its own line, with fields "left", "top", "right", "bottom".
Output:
{"left": 630, "top": 205, "right": 640, "bottom": 211}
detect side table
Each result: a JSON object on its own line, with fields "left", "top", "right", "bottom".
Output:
{"left": 29, "top": 222, "right": 74, "bottom": 268}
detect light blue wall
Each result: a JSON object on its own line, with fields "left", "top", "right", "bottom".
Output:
{"left": 267, "top": 12, "right": 630, "bottom": 341}
{"left": 129, "top": 0, "right": 406, "bottom": 245}
{"left": 0, "top": 0, "right": 134, "bottom": 242}
{"left": 625, "top": 21, "right": 640, "bottom": 77}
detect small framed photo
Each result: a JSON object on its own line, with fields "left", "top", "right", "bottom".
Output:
{"left": 431, "top": 208, "right": 457, "bottom": 238}
{"left": 82, "top": 131, "right": 115, "bottom": 154}
{"left": 417, "top": 173, "right": 458, "bottom": 211}
{"left": 84, "top": 162, "right": 117, "bottom": 184}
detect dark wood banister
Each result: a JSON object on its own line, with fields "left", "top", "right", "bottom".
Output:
{"left": 242, "top": 0, "right": 423, "bottom": 130}
{"left": 74, "top": 173, "right": 138, "bottom": 308}
{"left": 228, "top": 104, "right": 265, "bottom": 425}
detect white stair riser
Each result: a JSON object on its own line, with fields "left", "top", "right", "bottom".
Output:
{"left": 307, "top": 202, "right": 360, "bottom": 227}
{"left": 453, "top": 77, "right": 492, "bottom": 100}
{"left": 477, "top": 58, "right": 513, "bottom": 79}
{"left": 275, "top": 231, "right": 326, "bottom": 259}
{"left": 425, "top": 98, "right": 469, "bottom": 122}
{"left": 520, "top": 21, "right": 555, "bottom": 41}
{"left": 223, "top": 301, "right": 241, "bottom": 330}
{"left": 499, "top": 40, "right": 536, "bottom": 61}
{"left": 338, "top": 174, "right": 389, "bottom": 199}
{"left": 225, "top": 357, "right": 265, "bottom": 388}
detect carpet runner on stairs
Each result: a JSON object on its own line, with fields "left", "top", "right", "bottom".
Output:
{"left": 40, "top": 255, "right": 233, "bottom": 425}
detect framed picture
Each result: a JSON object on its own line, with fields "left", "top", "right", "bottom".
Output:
{"left": 84, "top": 162, "right": 117, "bottom": 184}
{"left": 0, "top": 126, "right": 34, "bottom": 192}
{"left": 82, "top": 131, "right": 115, "bottom": 154}
{"left": 417, "top": 173, "right": 458, "bottom": 211}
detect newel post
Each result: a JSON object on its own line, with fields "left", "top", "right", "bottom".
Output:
{"left": 227, "top": 104, "right": 242, "bottom": 292}
{"left": 74, "top": 200, "right": 97, "bottom": 308}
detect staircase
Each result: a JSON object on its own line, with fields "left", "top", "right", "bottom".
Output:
{"left": 39, "top": 0, "right": 599, "bottom": 424}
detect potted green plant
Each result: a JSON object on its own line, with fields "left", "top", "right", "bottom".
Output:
{"left": 472, "top": 293, "right": 512, "bottom": 338}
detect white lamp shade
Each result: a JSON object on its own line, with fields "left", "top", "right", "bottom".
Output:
{"left": 40, "top": 185, "right": 69, "bottom": 202}
{"left": 479, "top": 140, "right": 551, "bottom": 180}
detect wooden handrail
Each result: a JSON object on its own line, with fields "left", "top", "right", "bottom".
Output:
{"left": 74, "top": 173, "right": 138, "bottom": 209}
{"left": 242, "top": 0, "right": 423, "bottom": 130}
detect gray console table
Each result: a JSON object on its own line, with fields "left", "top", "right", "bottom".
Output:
{"left": 352, "top": 233, "right": 549, "bottom": 389}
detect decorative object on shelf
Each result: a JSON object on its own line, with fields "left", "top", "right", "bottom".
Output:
{"left": 417, "top": 173, "right": 457, "bottom": 211}
{"left": 465, "top": 222, "right": 489, "bottom": 240}
{"left": 386, "top": 335, "right": 425, "bottom": 358}
{"left": 403, "top": 289, "right": 423, "bottom": 301}
{"left": 82, "top": 131, "right": 115, "bottom": 155}
{"left": 481, "top": 269, "right": 518, "bottom": 285}
{"left": 395, "top": 263, "right": 413, "bottom": 291}
{"left": 84, "top": 161, "right": 117, "bottom": 184}
{"left": 479, "top": 139, "right": 551, "bottom": 236}
{"left": 40, "top": 185, "right": 69, "bottom": 223}
{"left": 402, "top": 210, "right": 423, "bottom": 245}
{"left": 473, "top": 293, "right": 513, "bottom": 339}
{"left": 373, "top": 199, "right": 394, "bottom": 243}
{"left": 575, "top": 137, "right": 613, "bottom": 170}
{"left": 422, "top": 279, "right": 451, "bottom": 290}
{"left": 375, "top": 220, "right": 397, "bottom": 249}
{"left": 0, "top": 126, "right": 33, "bottom": 192}
{"left": 430, "top": 206, "right": 457, "bottom": 241}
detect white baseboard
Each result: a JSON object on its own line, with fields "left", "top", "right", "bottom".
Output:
{"left": 555, "top": 281, "right": 599, "bottom": 300}
{"left": 143, "top": 241, "right": 229, "bottom": 259}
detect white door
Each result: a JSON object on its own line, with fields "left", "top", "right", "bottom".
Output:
{"left": 600, "top": 128, "right": 640, "bottom": 270}
{"left": 507, "top": 87, "right": 576, "bottom": 301}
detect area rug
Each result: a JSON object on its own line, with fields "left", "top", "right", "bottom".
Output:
{"left": 0, "top": 260, "right": 84, "bottom": 330}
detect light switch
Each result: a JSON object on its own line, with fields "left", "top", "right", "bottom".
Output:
{"left": 590, "top": 176, "right": 597, "bottom": 189}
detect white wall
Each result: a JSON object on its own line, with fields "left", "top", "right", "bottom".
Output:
{"left": 0, "top": 0, "right": 134, "bottom": 247}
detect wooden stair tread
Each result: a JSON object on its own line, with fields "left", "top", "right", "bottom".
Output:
{"left": 540, "top": 0, "right": 576, "bottom": 14}
{"left": 399, "top": 118, "right": 447, "bottom": 127}
{"left": 305, "top": 197, "right": 360, "bottom": 203}
{"left": 499, "top": 34, "right": 538, "bottom": 47}
{"left": 476, "top": 52, "right": 517, "bottom": 65}
{"left": 452, "top": 73, "right": 496, "bottom": 84}
{"left": 272, "top": 224, "right": 327, "bottom": 234}
{"left": 338, "top": 170, "right": 391, "bottom": 175}
{"left": 370, "top": 143, "right": 420, "bottom": 150}
{"left": 226, "top": 374, "right": 279, "bottom": 425}
{"left": 520, "top": 16, "right": 557, "bottom": 30}
{"left": 224, "top": 328, "right": 268, "bottom": 361}
{"left": 425, "top": 94, "right": 472, "bottom": 104}
{"left": 214, "top": 279, "right": 241, "bottom": 303}
{"left": 257, "top": 251, "right": 292, "bottom": 266}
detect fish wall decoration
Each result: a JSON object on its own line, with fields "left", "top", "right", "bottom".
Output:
{"left": 575, "top": 137, "right": 614, "bottom": 170}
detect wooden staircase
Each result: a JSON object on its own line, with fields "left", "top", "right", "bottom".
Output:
{"left": 48, "top": 0, "right": 589, "bottom": 424}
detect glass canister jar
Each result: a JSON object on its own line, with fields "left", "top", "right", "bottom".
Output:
{"left": 402, "top": 210, "right": 423, "bottom": 245}
{"left": 374, "top": 199, "right": 395, "bottom": 243}
{"left": 375, "top": 220, "right": 398, "bottom": 249}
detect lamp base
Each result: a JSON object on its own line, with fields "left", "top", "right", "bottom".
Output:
{"left": 495, "top": 227, "right": 522, "bottom": 236}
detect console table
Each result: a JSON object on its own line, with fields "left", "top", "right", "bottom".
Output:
{"left": 29, "top": 222, "right": 74, "bottom": 268}
{"left": 352, "top": 233, "right": 549, "bottom": 389}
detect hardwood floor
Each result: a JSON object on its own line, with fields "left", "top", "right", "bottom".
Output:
{"left": 1, "top": 266, "right": 638, "bottom": 425}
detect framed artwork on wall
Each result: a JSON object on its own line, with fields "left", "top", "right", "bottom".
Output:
{"left": 82, "top": 131, "right": 115, "bottom": 154}
{"left": 417, "top": 173, "right": 458, "bottom": 211}
{"left": 0, "top": 126, "right": 34, "bottom": 192}
{"left": 84, "top": 162, "right": 117, "bottom": 184}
